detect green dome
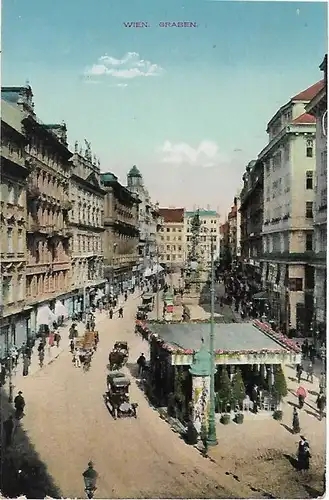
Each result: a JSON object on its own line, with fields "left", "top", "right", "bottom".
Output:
{"left": 189, "top": 341, "right": 211, "bottom": 376}
{"left": 128, "top": 165, "right": 142, "bottom": 178}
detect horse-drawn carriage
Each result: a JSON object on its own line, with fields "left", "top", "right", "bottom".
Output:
{"left": 136, "top": 305, "right": 148, "bottom": 320}
{"left": 141, "top": 293, "right": 154, "bottom": 312}
{"left": 104, "top": 371, "right": 138, "bottom": 419}
{"left": 108, "top": 341, "right": 129, "bottom": 370}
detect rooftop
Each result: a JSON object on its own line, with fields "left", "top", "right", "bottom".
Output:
{"left": 145, "top": 321, "right": 292, "bottom": 353}
{"left": 292, "top": 80, "right": 324, "bottom": 101}
{"left": 291, "top": 113, "right": 316, "bottom": 125}
{"left": 185, "top": 210, "right": 218, "bottom": 217}
{"left": 1, "top": 99, "right": 24, "bottom": 134}
{"left": 158, "top": 207, "right": 184, "bottom": 223}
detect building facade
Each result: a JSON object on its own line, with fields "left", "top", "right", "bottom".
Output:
{"left": 157, "top": 208, "right": 185, "bottom": 270}
{"left": 184, "top": 210, "right": 221, "bottom": 267}
{"left": 240, "top": 159, "right": 264, "bottom": 284}
{"left": 69, "top": 141, "right": 106, "bottom": 313}
{"left": 0, "top": 99, "right": 31, "bottom": 353}
{"left": 227, "top": 197, "right": 241, "bottom": 262}
{"left": 2, "top": 86, "right": 74, "bottom": 337}
{"left": 126, "top": 166, "right": 162, "bottom": 274}
{"left": 305, "top": 56, "right": 327, "bottom": 343}
{"left": 260, "top": 81, "right": 322, "bottom": 334}
{"left": 101, "top": 172, "right": 140, "bottom": 293}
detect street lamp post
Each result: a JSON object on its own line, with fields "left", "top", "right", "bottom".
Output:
{"left": 207, "top": 236, "right": 218, "bottom": 446}
{"left": 83, "top": 461, "right": 98, "bottom": 499}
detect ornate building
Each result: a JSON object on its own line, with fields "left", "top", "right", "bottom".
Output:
{"left": 0, "top": 98, "right": 31, "bottom": 354}
{"left": 2, "top": 85, "right": 73, "bottom": 337}
{"left": 157, "top": 208, "right": 185, "bottom": 271}
{"left": 305, "top": 56, "right": 327, "bottom": 344}
{"left": 101, "top": 172, "right": 140, "bottom": 293}
{"left": 239, "top": 159, "right": 264, "bottom": 285}
{"left": 260, "top": 81, "right": 321, "bottom": 334}
{"left": 69, "top": 141, "right": 106, "bottom": 313}
{"left": 126, "top": 166, "right": 162, "bottom": 275}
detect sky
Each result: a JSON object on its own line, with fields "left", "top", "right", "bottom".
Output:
{"left": 2, "top": 0, "right": 327, "bottom": 216}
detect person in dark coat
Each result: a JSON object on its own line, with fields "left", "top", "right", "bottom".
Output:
{"left": 296, "top": 364, "right": 303, "bottom": 383}
{"left": 298, "top": 436, "right": 311, "bottom": 471}
{"left": 316, "top": 391, "right": 326, "bottom": 421}
{"left": 137, "top": 353, "right": 146, "bottom": 376}
{"left": 23, "top": 355, "right": 29, "bottom": 376}
{"left": 3, "top": 415, "right": 14, "bottom": 447}
{"left": 292, "top": 407, "right": 301, "bottom": 433}
{"left": 14, "top": 391, "right": 25, "bottom": 418}
{"left": 118, "top": 307, "right": 123, "bottom": 318}
{"left": 109, "top": 308, "right": 113, "bottom": 319}
{"left": 251, "top": 384, "right": 259, "bottom": 413}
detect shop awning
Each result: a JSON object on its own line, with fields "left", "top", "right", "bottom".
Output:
{"left": 144, "top": 264, "right": 164, "bottom": 277}
{"left": 252, "top": 291, "right": 269, "bottom": 301}
{"left": 36, "top": 305, "right": 57, "bottom": 328}
{"left": 54, "top": 300, "right": 68, "bottom": 319}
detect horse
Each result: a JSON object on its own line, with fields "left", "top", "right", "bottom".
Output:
{"left": 108, "top": 350, "right": 126, "bottom": 371}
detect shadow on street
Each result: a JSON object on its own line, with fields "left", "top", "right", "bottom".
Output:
{"left": 0, "top": 387, "right": 62, "bottom": 498}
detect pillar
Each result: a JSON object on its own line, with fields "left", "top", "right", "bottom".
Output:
{"left": 191, "top": 375, "right": 210, "bottom": 435}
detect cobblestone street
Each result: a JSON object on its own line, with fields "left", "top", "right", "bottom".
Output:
{"left": 9, "top": 293, "right": 252, "bottom": 499}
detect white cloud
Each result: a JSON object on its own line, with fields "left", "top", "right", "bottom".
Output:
{"left": 159, "top": 140, "right": 229, "bottom": 168}
{"left": 85, "top": 52, "right": 163, "bottom": 79}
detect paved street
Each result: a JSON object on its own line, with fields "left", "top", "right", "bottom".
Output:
{"left": 12, "top": 293, "right": 251, "bottom": 499}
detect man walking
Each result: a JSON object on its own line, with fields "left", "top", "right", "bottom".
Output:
{"left": 306, "top": 362, "right": 314, "bottom": 383}
{"left": 118, "top": 307, "right": 123, "bottom": 319}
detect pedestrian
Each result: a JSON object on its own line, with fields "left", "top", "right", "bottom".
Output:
{"left": 14, "top": 391, "right": 25, "bottom": 418}
{"left": 251, "top": 384, "right": 259, "bottom": 413}
{"left": 309, "top": 344, "right": 316, "bottom": 364}
{"left": 137, "top": 353, "right": 146, "bottom": 377}
{"left": 296, "top": 364, "right": 303, "bottom": 383}
{"left": 70, "top": 339, "right": 75, "bottom": 354}
{"left": 306, "top": 362, "right": 314, "bottom": 383}
{"left": 124, "top": 291, "right": 128, "bottom": 301}
{"left": 316, "top": 391, "right": 326, "bottom": 421}
{"left": 298, "top": 436, "right": 311, "bottom": 471}
{"left": 22, "top": 355, "right": 29, "bottom": 377}
{"left": 38, "top": 349, "right": 45, "bottom": 368}
{"left": 109, "top": 308, "right": 113, "bottom": 319}
{"left": 74, "top": 348, "right": 81, "bottom": 368}
{"left": 292, "top": 407, "right": 301, "bottom": 433}
{"left": 54, "top": 332, "right": 61, "bottom": 348}
{"left": 3, "top": 415, "right": 14, "bottom": 448}
{"left": 118, "top": 307, "right": 123, "bottom": 318}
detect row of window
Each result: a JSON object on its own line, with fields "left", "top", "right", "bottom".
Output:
{"left": 263, "top": 231, "right": 313, "bottom": 254}
{"left": 187, "top": 219, "right": 218, "bottom": 224}
{"left": 160, "top": 235, "right": 182, "bottom": 242}
{"left": 73, "top": 235, "right": 102, "bottom": 254}
{"left": 159, "top": 254, "right": 183, "bottom": 261}
{"left": 26, "top": 271, "right": 68, "bottom": 299}
{"left": 158, "top": 244, "right": 183, "bottom": 252}
{"left": 265, "top": 140, "right": 314, "bottom": 177}
{"left": 161, "top": 227, "right": 183, "bottom": 233}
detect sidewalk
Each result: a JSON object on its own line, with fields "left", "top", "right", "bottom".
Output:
{"left": 6, "top": 289, "right": 143, "bottom": 392}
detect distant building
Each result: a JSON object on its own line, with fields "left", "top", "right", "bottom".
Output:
{"left": 0, "top": 98, "right": 31, "bottom": 351}
{"left": 69, "top": 141, "right": 106, "bottom": 313}
{"left": 157, "top": 208, "right": 185, "bottom": 270}
{"left": 126, "top": 166, "right": 163, "bottom": 274}
{"left": 101, "top": 172, "right": 140, "bottom": 292}
{"left": 227, "top": 197, "right": 241, "bottom": 262}
{"left": 260, "top": 80, "right": 322, "bottom": 334}
{"left": 305, "top": 55, "right": 327, "bottom": 344}
{"left": 240, "top": 159, "right": 264, "bottom": 285}
{"left": 184, "top": 209, "right": 221, "bottom": 267}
